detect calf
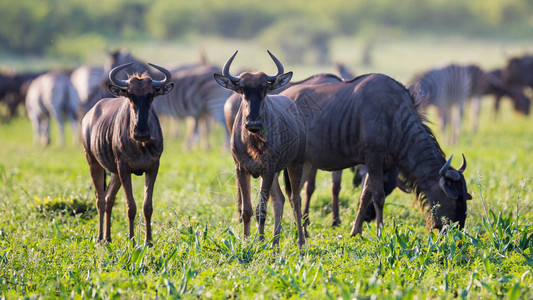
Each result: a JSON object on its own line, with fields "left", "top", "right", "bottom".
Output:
{"left": 81, "top": 63, "right": 174, "bottom": 247}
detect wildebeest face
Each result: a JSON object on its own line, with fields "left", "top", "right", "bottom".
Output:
{"left": 108, "top": 63, "right": 174, "bottom": 142}
{"left": 427, "top": 155, "right": 471, "bottom": 231}
{"left": 213, "top": 50, "right": 292, "bottom": 134}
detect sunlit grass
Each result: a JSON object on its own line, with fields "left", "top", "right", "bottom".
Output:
{"left": 0, "top": 36, "right": 532, "bottom": 298}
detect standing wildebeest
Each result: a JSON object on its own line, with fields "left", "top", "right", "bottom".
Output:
{"left": 81, "top": 63, "right": 174, "bottom": 247}
{"left": 410, "top": 63, "right": 529, "bottom": 144}
{"left": 214, "top": 50, "right": 307, "bottom": 248}
{"left": 280, "top": 73, "right": 471, "bottom": 235}
{"left": 25, "top": 71, "right": 80, "bottom": 146}
{"left": 223, "top": 72, "right": 348, "bottom": 235}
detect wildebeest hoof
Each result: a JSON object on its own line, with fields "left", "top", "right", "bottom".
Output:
{"left": 145, "top": 241, "right": 154, "bottom": 248}
{"left": 331, "top": 219, "right": 341, "bottom": 227}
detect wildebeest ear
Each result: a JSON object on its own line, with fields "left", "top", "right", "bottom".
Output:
{"left": 214, "top": 74, "right": 238, "bottom": 91}
{"left": 154, "top": 82, "right": 174, "bottom": 96}
{"left": 269, "top": 71, "right": 293, "bottom": 91}
{"left": 439, "top": 177, "right": 459, "bottom": 200}
{"left": 107, "top": 84, "right": 128, "bottom": 97}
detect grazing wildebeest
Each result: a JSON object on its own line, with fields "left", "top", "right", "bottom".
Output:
{"left": 25, "top": 71, "right": 80, "bottom": 146}
{"left": 81, "top": 63, "right": 174, "bottom": 247}
{"left": 214, "top": 50, "right": 307, "bottom": 248}
{"left": 280, "top": 73, "right": 471, "bottom": 235}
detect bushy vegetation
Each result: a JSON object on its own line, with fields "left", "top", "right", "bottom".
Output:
{"left": 1, "top": 0, "right": 533, "bottom": 57}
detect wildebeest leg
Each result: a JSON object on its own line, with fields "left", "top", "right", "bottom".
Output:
{"left": 86, "top": 153, "right": 106, "bottom": 242}
{"left": 351, "top": 152, "right": 385, "bottom": 236}
{"left": 40, "top": 116, "right": 51, "bottom": 146}
{"left": 118, "top": 166, "right": 137, "bottom": 246}
{"left": 302, "top": 165, "right": 317, "bottom": 236}
{"left": 331, "top": 170, "right": 342, "bottom": 226}
{"left": 470, "top": 95, "right": 482, "bottom": 132}
{"left": 143, "top": 162, "right": 159, "bottom": 247}
{"left": 104, "top": 173, "right": 121, "bottom": 242}
{"left": 236, "top": 168, "right": 252, "bottom": 239}
{"left": 300, "top": 162, "right": 314, "bottom": 238}
{"left": 199, "top": 116, "right": 211, "bottom": 150}
{"left": 452, "top": 99, "right": 465, "bottom": 145}
{"left": 493, "top": 95, "right": 502, "bottom": 118}
{"left": 28, "top": 112, "right": 42, "bottom": 145}
{"left": 270, "top": 174, "right": 285, "bottom": 248}
{"left": 50, "top": 109, "right": 66, "bottom": 146}
{"left": 185, "top": 117, "right": 199, "bottom": 151}
{"left": 287, "top": 163, "right": 305, "bottom": 249}
{"left": 257, "top": 168, "right": 276, "bottom": 242}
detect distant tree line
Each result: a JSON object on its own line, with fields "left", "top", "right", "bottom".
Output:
{"left": 1, "top": 0, "right": 532, "bottom": 56}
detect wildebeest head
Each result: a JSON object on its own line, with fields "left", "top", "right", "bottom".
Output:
{"left": 503, "top": 55, "right": 533, "bottom": 89}
{"left": 214, "top": 50, "right": 293, "bottom": 133}
{"left": 427, "top": 154, "right": 471, "bottom": 231}
{"left": 108, "top": 63, "right": 174, "bottom": 142}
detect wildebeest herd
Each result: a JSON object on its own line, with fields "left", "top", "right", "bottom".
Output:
{"left": 1, "top": 49, "right": 532, "bottom": 248}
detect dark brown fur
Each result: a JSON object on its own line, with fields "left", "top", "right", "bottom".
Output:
{"left": 81, "top": 63, "right": 173, "bottom": 247}
{"left": 280, "top": 73, "right": 470, "bottom": 235}
{"left": 215, "top": 51, "right": 307, "bottom": 249}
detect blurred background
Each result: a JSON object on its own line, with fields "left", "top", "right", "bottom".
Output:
{"left": 1, "top": 0, "right": 533, "bottom": 76}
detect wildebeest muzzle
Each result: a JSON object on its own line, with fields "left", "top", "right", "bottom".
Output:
{"left": 245, "top": 118, "right": 262, "bottom": 133}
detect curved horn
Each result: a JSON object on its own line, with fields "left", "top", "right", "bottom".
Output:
{"left": 266, "top": 50, "right": 284, "bottom": 82}
{"left": 457, "top": 153, "right": 467, "bottom": 173}
{"left": 109, "top": 63, "right": 133, "bottom": 87}
{"left": 439, "top": 155, "right": 453, "bottom": 177}
{"left": 148, "top": 63, "right": 172, "bottom": 87}
{"left": 222, "top": 50, "right": 240, "bottom": 84}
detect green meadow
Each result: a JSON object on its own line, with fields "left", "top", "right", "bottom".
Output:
{"left": 0, "top": 36, "right": 532, "bottom": 299}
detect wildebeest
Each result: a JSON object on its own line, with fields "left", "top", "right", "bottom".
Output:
{"left": 223, "top": 72, "right": 348, "bottom": 235}
{"left": 280, "top": 73, "right": 471, "bottom": 235}
{"left": 410, "top": 63, "right": 529, "bottom": 144}
{"left": 214, "top": 50, "right": 307, "bottom": 248}
{"left": 25, "top": 71, "right": 80, "bottom": 146}
{"left": 81, "top": 63, "right": 174, "bottom": 247}
{"left": 83, "top": 49, "right": 157, "bottom": 115}
{"left": 224, "top": 70, "right": 400, "bottom": 236}
{"left": 0, "top": 71, "right": 43, "bottom": 119}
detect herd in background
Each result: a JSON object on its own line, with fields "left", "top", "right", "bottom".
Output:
{"left": 0, "top": 48, "right": 532, "bottom": 247}
{"left": 0, "top": 49, "right": 531, "bottom": 148}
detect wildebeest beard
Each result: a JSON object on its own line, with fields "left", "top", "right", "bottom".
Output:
{"left": 246, "top": 129, "right": 270, "bottom": 162}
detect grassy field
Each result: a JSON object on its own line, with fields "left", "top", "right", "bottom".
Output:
{"left": 1, "top": 36, "right": 533, "bottom": 298}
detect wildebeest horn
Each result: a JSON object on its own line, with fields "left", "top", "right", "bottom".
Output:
{"left": 439, "top": 155, "right": 461, "bottom": 181}
{"left": 222, "top": 50, "right": 240, "bottom": 84}
{"left": 109, "top": 63, "right": 132, "bottom": 87}
{"left": 266, "top": 50, "right": 284, "bottom": 82}
{"left": 148, "top": 63, "right": 172, "bottom": 87}
{"left": 439, "top": 155, "right": 453, "bottom": 177}
{"left": 457, "top": 153, "right": 467, "bottom": 173}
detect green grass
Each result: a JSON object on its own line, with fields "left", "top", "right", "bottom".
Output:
{"left": 1, "top": 36, "right": 533, "bottom": 298}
